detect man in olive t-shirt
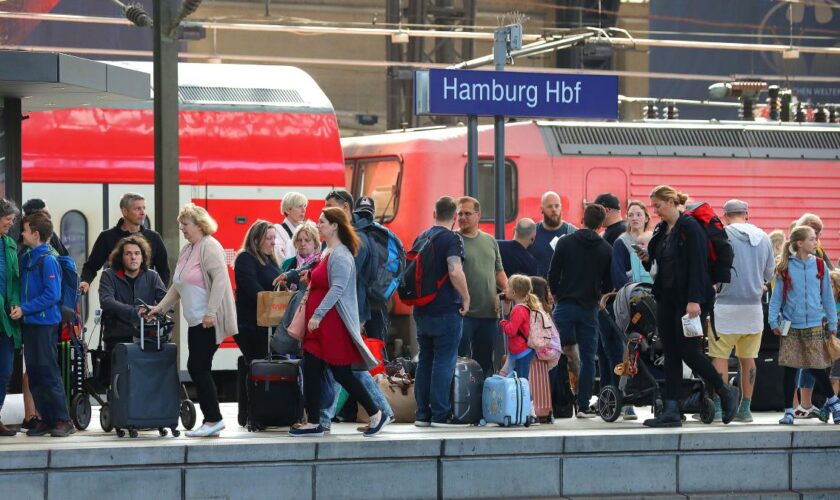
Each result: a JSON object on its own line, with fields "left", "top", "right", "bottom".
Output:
{"left": 456, "top": 197, "right": 508, "bottom": 377}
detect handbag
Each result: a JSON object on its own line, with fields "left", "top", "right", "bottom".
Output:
{"left": 286, "top": 290, "right": 309, "bottom": 341}
{"left": 827, "top": 332, "right": 840, "bottom": 362}
{"left": 256, "top": 286, "right": 294, "bottom": 327}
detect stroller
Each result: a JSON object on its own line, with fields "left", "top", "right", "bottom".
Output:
{"left": 596, "top": 282, "right": 716, "bottom": 424}
{"left": 60, "top": 298, "right": 197, "bottom": 433}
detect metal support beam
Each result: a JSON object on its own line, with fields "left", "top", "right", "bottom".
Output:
{"left": 492, "top": 29, "right": 507, "bottom": 240}
{"left": 466, "top": 115, "right": 478, "bottom": 197}
{"left": 1, "top": 98, "right": 23, "bottom": 206}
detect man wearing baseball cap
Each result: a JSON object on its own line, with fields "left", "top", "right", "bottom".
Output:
{"left": 709, "top": 199, "right": 774, "bottom": 422}
{"left": 593, "top": 193, "right": 626, "bottom": 246}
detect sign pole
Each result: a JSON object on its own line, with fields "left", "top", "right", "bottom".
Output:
{"left": 467, "top": 115, "right": 478, "bottom": 197}
{"left": 492, "top": 28, "right": 507, "bottom": 240}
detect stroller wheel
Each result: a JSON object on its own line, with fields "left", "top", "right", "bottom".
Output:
{"left": 700, "top": 397, "right": 716, "bottom": 424}
{"left": 598, "top": 385, "right": 623, "bottom": 422}
{"left": 70, "top": 393, "right": 92, "bottom": 430}
{"left": 100, "top": 403, "right": 113, "bottom": 433}
{"left": 180, "top": 400, "right": 197, "bottom": 430}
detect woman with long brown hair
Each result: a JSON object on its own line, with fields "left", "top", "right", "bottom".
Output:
{"left": 289, "top": 207, "right": 386, "bottom": 437}
{"left": 638, "top": 186, "right": 739, "bottom": 428}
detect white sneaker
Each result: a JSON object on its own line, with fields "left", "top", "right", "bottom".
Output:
{"left": 186, "top": 421, "right": 225, "bottom": 437}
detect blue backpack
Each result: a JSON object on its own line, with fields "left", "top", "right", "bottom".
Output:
{"left": 39, "top": 253, "right": 80, "bottom": 323}
{"left": 361, "top": 222, "right": 406, "bottom": 305}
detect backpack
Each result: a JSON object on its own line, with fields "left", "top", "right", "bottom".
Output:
{"left": 526, "top": 308, "right": 561, "bottom": 367}
{"left": 397, "top": 230, "right": 450, "bottom": 306}
{"left": 38, "top": 253, "right": 80, "bottom": 324}
{"left": 684, "top": 202, "right": 735, "bottom": 284}
{"left": 361, "top": 222, "right": 406, "bottom": 305}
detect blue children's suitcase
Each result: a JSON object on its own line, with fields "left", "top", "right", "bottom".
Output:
{"left": 481, "top": 372, "right": 531, "bottom": 427}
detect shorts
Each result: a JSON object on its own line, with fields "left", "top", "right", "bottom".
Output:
{"left": 831, "top": 359, "right": 840, "bottom": 381}
{"left": 707, "top": 331, "right": 761, "bottom": 359}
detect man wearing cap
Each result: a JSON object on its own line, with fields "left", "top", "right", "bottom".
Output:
{"left": 594, "top": 193, "right": 626, "bottom": 246}
{"left": 709, "top": 199, "right": 775, "bottom": 422}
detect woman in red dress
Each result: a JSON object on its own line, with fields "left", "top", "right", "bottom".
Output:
{"left": 289, "top": 207, "right": 387, "bottom": 437}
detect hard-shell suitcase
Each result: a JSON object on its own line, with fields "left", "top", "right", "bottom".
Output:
{"left": 481, "top": 372, "right": 531, "bottom": 427}
{"left": 530, "top": 358, "right": 553, "bottom": 422}
{"left": 451, "top": 357, "right": 484, "bottom": 424}
{"left": 108, "top": 317, "right": 180, "bottom": 437}
{"left": 246, "top": 325, "right": 303, "bottom": 431}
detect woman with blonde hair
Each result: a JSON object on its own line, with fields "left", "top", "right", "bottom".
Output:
{"left": 768, "top": 225, "right": 839, "bottom": 424}
{"left": 275, "top": 191, "right": 309, "bottom": 262}
{"left": 289, "top": 207, "right": 386, "bottom": 438}
{"left": 638, "top": 185, "right": 738, "bottom": 427}
{"left": 147, "top": 204, "right": 237, "bottom": 437}
{"left": 280, "top": 220, "right": 320, "bottom": 276}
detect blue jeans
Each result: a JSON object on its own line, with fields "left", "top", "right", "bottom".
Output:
{"left": 797, "top": 369, "right": 816, "bottom": 390}
{"left": 511, "top": 349, "right": 536, "bottom": 380}
{"left": 553, "top": 302, "right": 599, "bottom": 410}
{"left": 0, "top": 333, "right": 14, "bottom": 409}
{"left": 459, "top": 316, "right": 498, "bottom": 377}
{"left": 22, "top": 324, "right": 69, "bottom": 424}
{"left": 414, "top": 312, "right": 463, "bottom": 422}
{"left": 320, "top": 370, "right": 393, "bottom": 427}
{"left": 598, "top": 309, "right": 625, "bottom": 388}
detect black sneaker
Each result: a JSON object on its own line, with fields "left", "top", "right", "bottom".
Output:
{"left": 50, "top": 421, "right": 77, "bottom": 437}
{"left": 430, "top": 416, "right": 470, "bottom": 428}
{"left": 26, "top": 421, "right": 52, "bottom": 437}
{"left": 21, "top": 416, "right": 41, "bottom": 430}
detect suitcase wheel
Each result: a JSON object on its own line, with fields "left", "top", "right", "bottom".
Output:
{"left": 128, "top": 429, "right": 139, "bottom": 438}
{"left": 503, "top": 416, "right": 511, "bottom": 427}
{"left": 116, "top": 428, "right": 125, "bottom": 438}
{"left": 479, "top": 419, "right": 487, "bottom": 426}
{"left": 180, "top": 400, "right": 197, "bottom": 431}
{"left": 158, "top": 428, "right": 168, "bottom": 437}
{"left": 99, "top": 403, "right": 113, "bottom": 433}
{"left": 171, "top": 428, "right": 181, "bottom": 437}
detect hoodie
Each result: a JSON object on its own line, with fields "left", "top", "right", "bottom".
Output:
{"left": 769, "top": 254, "right": 837, "bottom": 332}
{"left": 19, "top": 243, "right": 62, "bottom": 325}
{"left": 80, "top": 218, "right": 170, "bottom": 285}
{"left": 548, "top": 228, "right": 612, "bottom": 309}
{"left": 717, "top": 223, "right": 775, "bottom": 305}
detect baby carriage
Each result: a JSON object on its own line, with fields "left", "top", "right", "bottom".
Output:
{"left": 596, "top": 282, "right": 716, "bottom": 424}
{"left": 59, "top": 298, "right": 197, "bottom": 433}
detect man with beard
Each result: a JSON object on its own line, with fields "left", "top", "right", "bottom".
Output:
{"left": 529, "top": 191, "right": 577, "bottom": 278}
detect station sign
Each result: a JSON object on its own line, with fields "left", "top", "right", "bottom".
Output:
{"left": 415, "top": 69, "right": 618, "bottom": 119}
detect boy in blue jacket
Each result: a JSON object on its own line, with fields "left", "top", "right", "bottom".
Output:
{"left": 10, "top": 212, "right": 72, "bottom": 437}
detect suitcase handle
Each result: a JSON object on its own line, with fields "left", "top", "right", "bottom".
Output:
{"left": 113, "top": 373, "right": 120, "bottom": 399}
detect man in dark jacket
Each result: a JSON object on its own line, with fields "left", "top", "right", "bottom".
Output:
{"left": 497, "top": 218, "right": 539, "bottom": 278}
{"left": 98, "top": 235, "right": 166, "bottom": 350}
{"left": 80, "top": 193, "right": 170, "bottom": 293}
{"left": 548, "top": 204, "right": 613, "bottom": 418}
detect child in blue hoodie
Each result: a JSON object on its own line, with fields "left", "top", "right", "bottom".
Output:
{"left": 768, "top": 225, "right": 840, "bottom": 425}
{"left": 10, "top": 212, "right": 72, "bottom": 437}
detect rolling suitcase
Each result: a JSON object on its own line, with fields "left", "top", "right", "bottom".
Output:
{"left": 107, "top": 316, "right": 180, "bottom": 438}
{"left": 481, "top": 371, "right": 531, "bottom": 427}
{"left": 451, "top": 357, "right": 484, "bottom": 424}
{"left": 750, "top": 350, "right": 785, "bottom": 411}
{"left": 246, "top": 325, "right": 303, "bottom": 431}
{"left": 530, "top": 358, "right": 553, "bottom": 423}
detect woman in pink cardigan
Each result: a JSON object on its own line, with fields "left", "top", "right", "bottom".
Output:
{"left": 148, "top": 204, "right": 237, "bottom": 438}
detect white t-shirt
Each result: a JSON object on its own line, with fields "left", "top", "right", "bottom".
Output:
{"left": 713, "top": 303, "right": 764, "bottom": 335}
{"left": 273, "top": 220, "right": 297, "bottom": 262}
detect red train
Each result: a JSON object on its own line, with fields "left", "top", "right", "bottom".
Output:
{"left": 343, "top": 120, "right": 840, "bottom": 346}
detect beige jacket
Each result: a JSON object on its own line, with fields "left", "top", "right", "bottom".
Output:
{"left": 158, "top": 235, "right": 238, "bottom": 344}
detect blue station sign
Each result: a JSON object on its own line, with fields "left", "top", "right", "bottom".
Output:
{"left": 415, "top": 69, "right": 618, "bottom": 119}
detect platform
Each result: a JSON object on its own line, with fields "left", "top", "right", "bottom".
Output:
{"left": 1, "top": 403, "right": 839, "bottom": 500}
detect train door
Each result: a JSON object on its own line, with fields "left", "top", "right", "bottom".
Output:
{"left": 584, "top": 167, "right": 628, "bottom": 208}
{"left": 346, "top": 156, "right": 403, "bottom": 223}
{"left": 469, "top": 158, "right": 518, "bottom": 238}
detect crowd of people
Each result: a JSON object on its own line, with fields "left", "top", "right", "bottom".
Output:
{"left": 0, "top": 183, "right": 838, "bottom": 439}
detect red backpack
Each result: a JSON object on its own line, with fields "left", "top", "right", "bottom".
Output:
{"left": 684, "top": 202, "right": 735, "bottom": 284}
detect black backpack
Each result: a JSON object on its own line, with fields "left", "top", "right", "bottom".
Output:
{"left": 397, "top": 230, "right": 451, "bottom": 306}
{"left": 359, "top": 222, "right": 406, "bottom": 305}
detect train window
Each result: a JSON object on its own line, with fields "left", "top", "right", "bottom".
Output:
{"left": 356, "top": 157, "right": 402, "bottom": 223}
{"left": 344, "top": 161, "right": 355, "bottom": 193}
{"left": 466, "top": 160, "right": 518, "bottom": 222}
{"left": 60, "top": 210, "right": 88, "bottom": 272}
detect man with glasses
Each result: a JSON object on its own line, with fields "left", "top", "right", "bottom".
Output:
{"left": 456, "top": 196, "right": 508, "bottom": 377}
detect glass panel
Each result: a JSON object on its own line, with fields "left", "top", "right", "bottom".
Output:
{"left": 60, "top": 210, "right": 88, "bottom": 273}
{"left": 468, "top": 160, "right": 517, "bottom": 222}
{"left": 358, "top": 158, "right": 401, "bottom": 222}
{"left": 344, "top": 161, "right": 355, "bottom": 193}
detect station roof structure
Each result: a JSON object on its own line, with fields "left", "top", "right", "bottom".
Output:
{"left": 0, "top": 51, "right": 150, "bottom": 112}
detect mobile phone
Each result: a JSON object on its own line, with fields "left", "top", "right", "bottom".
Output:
{"left": 631, "top": 243, "right": 645, "bottom": 253}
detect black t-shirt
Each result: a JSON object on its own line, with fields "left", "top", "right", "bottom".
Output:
{"left": 414, "top": 226, "right": 464, "bottom": 316}
{"left": 655, "top": 229, "right": 679, "bottom": 292}
{"left": 498, "top": 240, "right": 539, "bottom": 277}
{"left": 125, "top": 274, "right": 138, "bottom": 288}
{"left": 603, "top": 220, "right": 627, "bottom": 246}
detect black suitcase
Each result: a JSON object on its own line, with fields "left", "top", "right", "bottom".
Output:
{"left": 245, "top": 326, "right": 304, "bottom": 431}
{"left": 107, "top": 317, "right": 180, "bottom": 437}
{"left": 550, "top": 354, "right": 575, "bottom": 418}
{"left": 450, "top": 357, "right": 484, "bottom": 424}
{"left": 750, "top": 350, "right": 785, "bottom": 411}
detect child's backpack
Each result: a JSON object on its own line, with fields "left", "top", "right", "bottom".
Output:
{"left": 527, "top": 309, "right": 561, "bottom": 368}
{"left": 398, "top": 230, "right": 450, "bottom": 307}
{"left": 684, "top": 202, "right": 735, "bottom": 284}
